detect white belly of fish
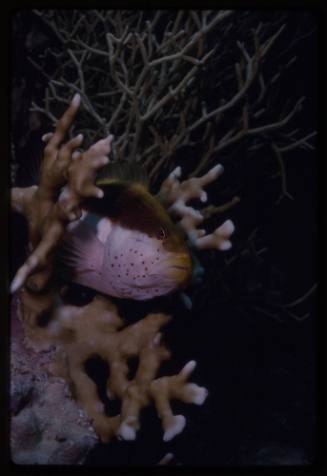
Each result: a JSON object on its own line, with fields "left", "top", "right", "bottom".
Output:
{"left": 62, "top": 213, "right": 175, "bottom": 300}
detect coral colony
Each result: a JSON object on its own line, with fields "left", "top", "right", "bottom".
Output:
{"left": 10, "top": 10, "right": 314, "bottom": 464}
{"left": 10, "top": 95, "right": 234, "bottom": 461}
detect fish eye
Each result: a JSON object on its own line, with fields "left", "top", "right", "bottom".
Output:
{"left": 156, "top": 227, "right": 167, "bottom": 241}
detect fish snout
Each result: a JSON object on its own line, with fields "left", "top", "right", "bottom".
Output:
{"left": 163, "top": 252, "right": 192, "bottom": 287}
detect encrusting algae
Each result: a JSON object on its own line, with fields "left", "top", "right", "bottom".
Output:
{"left": 11, "top": 94, "right": 235, "bottom": 445}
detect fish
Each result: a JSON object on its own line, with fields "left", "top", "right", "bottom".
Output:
{"left": 55, "top": 161, "right": 193, "bottom": 300}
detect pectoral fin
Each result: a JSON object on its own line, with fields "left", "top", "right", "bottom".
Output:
{"left": 55, "top": 217, "right": 105, "bottom": 282}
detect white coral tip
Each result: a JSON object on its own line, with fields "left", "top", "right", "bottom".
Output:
{"left": 218, "top": 219, "right": 235, "bottom": 237}
{"left": 163, "top": 415, "right": 186, "bottom": 442}
{"left": 187, "top": 384, "right": 209, "bottom": 405}
{"left": 72, "top": 93, "right": 81, "bottom": 107}
{"left": 117, "top": 419, "right": 137, "bottom": 441}
{"left": 158, "top": 453, "right": 174, "bottom": 465}
{"left": 218, "top": 240, "right": 232, "bottom": 251}
{"left": 211, "top": 163, "right": 224, "bottom": 177}
{"left": 118, "top": 424, "right": 136, "bottom": 441}
{"left": 173, "top": 166, "right": 182, "bottom": 178}
{"left": 200, "top": 191, "right": 208, "bottom": 202}
{"left": 181, "top": 360, "right": 197, "bottom": 377}
{"left": 10, "top": 276, "right": 22, "bottom": 294}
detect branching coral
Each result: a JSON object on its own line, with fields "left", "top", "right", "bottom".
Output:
{"left": 11, "top": 93, "right": 113, "bottom": 296}
{"left": 29, "top": 9, "right": 315, "bottom": 192}
{"left": 11, "top": 96, "right": 212, "bottom": 450}
{"left": 49, "top": 295, "right": 207, "bottom": 443}
{"left": 158, "top": 164, "right": 235, "bottom": 249}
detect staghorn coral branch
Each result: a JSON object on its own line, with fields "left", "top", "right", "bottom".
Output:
{"left": 195, "top": 220, "right": 235, "bottom": 251}
{"left": 141, "top": 48, "right": 216, "bottom": 123}
{"left": 67, "top": 49, "right": 86, "bottom": 92}
{"left": 149, "top": 359, "right": 207, "bottom": 442}
{"left": 34, "top": 10, "right": 67, "bottom": 43}
{"left": 278, "top": 131, "right": 317, "bottom": 152}
{"left": 10, "top": 95, "right": 113, "bottom": 294}
{"left": 158, "top": 453, "right": 175, "bottom": 465}
{"left": 283, "top": 283, "right": 317, "bottom": 308}
{"left": 29, "top": 11, "right": 231, "bottom": 156}
{"left": 201, "top": 196, "right": 241, "bottom": 218}
{"left": 48, "top": 295, "right": 208, "bottom": 443}
{"left": 158, "top": 164, "right": 224, "bottom": 207}
{"left": 271, "top": 141, "right": 294, "bottom": 204}
{"left": 247, "top": 96, "right": 306, "bottom": 136}
{"left": 146, "top": 25, "right": 263, "bottom": 179}
{"left": 158, "top": 164, "right": 236, "bottom": 250}
{"left": 28, "top": 10, "right": 314, "bottom": 188}
{"left": 188, "top": 47, "right": 258, "bottom": 133}
{"left": 59, "top": 78, "right": 108, "bottom": 133}
{"left": 30, "top": 100, "right": 58, "bottom": 123}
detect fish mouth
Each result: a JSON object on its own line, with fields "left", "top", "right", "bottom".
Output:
{"left": 161, "top": 253, "right": 192, "bottom": 285}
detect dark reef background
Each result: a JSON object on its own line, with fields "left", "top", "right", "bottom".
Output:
{"left": 10, "top": 10, "right": 318, "bottom": 467}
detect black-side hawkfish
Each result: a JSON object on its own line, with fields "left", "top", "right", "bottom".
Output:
{"left": 56, "top": 161, "right": 192, "bottom": 300}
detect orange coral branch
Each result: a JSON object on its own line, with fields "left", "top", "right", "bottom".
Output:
{"left": 10, "top": 95, "right": 113, "bottom": 294}
{"left": 158, "top": 164, "right": 236, "bottom": 250}
{"left": 48, "top": 295, "right": 208, "bottom": 443}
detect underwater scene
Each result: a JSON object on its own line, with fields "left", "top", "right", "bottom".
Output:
{"left": 10, "top": 9, "right": 318, "bottom": 467}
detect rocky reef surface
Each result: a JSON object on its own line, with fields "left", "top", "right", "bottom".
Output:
{"left": 10, "top": 296, "right": 98, "bottom": 465}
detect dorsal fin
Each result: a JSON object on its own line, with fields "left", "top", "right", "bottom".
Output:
{"left": 96, "top": 160, "right": 149, "bottom": 189}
